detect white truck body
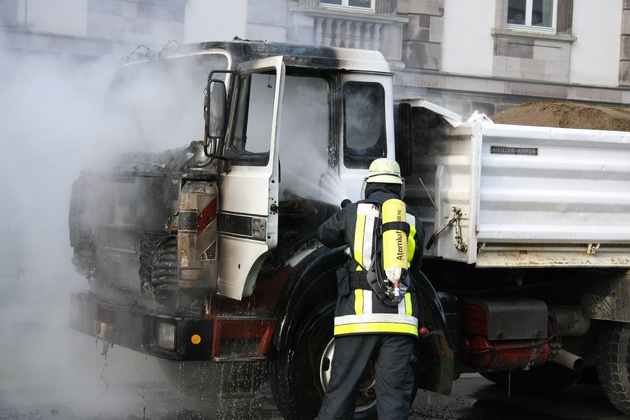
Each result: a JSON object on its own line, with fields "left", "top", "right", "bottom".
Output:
{"left": 412, "top": 102, "right": 630, "bottom": 267}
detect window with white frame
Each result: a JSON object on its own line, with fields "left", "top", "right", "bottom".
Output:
{"left": 507, "top": 0, "right": 556, "bottom": 32}
{"left": 320, "top": 0, "right": 375, "bottom": 13}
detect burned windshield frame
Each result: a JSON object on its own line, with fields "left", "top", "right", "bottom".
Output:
{"left": 343, "top": 82, "right": 387, "bottom": 169}
{"left": 227, "top": 71, "right": 276, "bottom": 166}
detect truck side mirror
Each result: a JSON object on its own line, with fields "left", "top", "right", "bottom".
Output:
{"left": 206, "top": 79, "right": 226, "bottom": 140}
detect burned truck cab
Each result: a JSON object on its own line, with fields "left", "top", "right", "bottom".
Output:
{"left": 68, "top": 39, "right": 402, "bottom": 415}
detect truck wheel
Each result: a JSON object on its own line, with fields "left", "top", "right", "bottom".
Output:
{"left": 597, "top": 323, "right": 630, "bottom": 415}
{"left": 270, "top": 298, "right": 377, "bottom": 420}
{"left": 480, "top": 362, "right": 580, "bottom": 393}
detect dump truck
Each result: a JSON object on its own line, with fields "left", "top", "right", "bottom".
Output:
{"left": 68, "top": 39, "right": 630, "bottom": 418}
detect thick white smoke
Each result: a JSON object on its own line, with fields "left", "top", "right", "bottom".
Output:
{"left": 0, "top": 13, "right": 226, "bottom": 420}
{"left": 0, "top": 33, "right": 141, "bottom": 416}
{"left": 0, "top": 2, "right": 284, "bottom": 415}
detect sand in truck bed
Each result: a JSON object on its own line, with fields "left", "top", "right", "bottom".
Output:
{"left": 491, "top": 101, "right": 630, "bottom": 131}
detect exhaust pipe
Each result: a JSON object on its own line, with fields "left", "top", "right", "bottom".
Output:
{"left": 553, "top": 349, "right": 584, "bottom": 372}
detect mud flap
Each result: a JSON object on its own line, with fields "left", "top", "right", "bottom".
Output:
{"left": 414, "top": 270, "right": 454, "bottom": 349}
{"left": 413, "top": 270, "right": 455, "bottom": 396}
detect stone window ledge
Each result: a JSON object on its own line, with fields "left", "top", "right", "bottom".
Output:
{"left": 492, "top": 28, "right": 576, "bottom": 43}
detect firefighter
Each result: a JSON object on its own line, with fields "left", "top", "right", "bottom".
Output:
{"left": 316, "top": 158, "right": 425, "bottom": 420}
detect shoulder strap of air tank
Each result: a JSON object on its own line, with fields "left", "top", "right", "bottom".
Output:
{"left": 354, "top": 202, "right": 380, "bottom": 271}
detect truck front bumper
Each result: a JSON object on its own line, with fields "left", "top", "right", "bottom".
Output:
{"left": 69, "top": 291, "right": 214, "bottom": 360}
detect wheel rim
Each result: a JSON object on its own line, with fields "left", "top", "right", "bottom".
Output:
{"left": 319, "top": 338, "right": 377, "bottom": 413}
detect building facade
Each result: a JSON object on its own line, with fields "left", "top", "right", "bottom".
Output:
{"left": 2, "top": 0, "right": 629, "bottom": 116}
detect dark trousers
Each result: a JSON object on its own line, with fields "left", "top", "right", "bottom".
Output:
{"left": 316, "top": 334, "right": 416, "bottom": 420}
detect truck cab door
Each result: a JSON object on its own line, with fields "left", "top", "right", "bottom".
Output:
{"left": 217, "top": 57, "right": 285, "bottom": 299}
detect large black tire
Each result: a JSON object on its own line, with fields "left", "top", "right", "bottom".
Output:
{"left": 480, "top": 362, "right": 580, "bottom": 393}
{"left": 597, "top": 323, "right": 630, "bottom": 415}
{"left": 270, "top": 298, "right": 378, "bottom": 420}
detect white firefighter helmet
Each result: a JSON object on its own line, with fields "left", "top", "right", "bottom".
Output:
{"left": 362, "top": 158, "right": 405, "bottom": 199}
{"left": 365, "top": 158, "right": 403, "bottom": 184}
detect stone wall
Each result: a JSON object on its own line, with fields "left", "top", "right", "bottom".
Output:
{"left": 397, "top": 0, "right": 444, "bottom": 70}
{"left": 491, "top": 30, "right": 575, "bottom": 83}
{"left": 4, "top": 0, "right": 630, "bottom": 118}
{"left": 87, "top": 0, "right": 186, "bottom": 44}
{"left": 0, "top": 0, "right": 186, "bottom": 57}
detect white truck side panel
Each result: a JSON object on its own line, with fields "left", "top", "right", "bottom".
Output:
{"left": 427, "top": 120, "right": 630, "bottom": 267}
{"left": 431, "top": 123, "right": 480, "bottom": 264}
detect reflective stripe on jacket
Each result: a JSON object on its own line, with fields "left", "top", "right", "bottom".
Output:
{"left": 334, "top": 289, "right": 418, "bottom": 336}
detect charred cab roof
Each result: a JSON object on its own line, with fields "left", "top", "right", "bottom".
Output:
{"left": 127, "top": 38, "right": 392, "bottom": 74}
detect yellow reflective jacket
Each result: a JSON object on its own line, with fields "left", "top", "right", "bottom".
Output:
{"left": 317, "top": 189, "right": 425, "bottom": 337}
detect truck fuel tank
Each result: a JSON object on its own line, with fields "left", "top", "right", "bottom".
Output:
{"left": 459, "top": 298, "right": 549, "bottom": 371}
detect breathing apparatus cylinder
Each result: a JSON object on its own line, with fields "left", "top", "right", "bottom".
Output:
{"left": 381, "top": 198, "right": 408, "bottom": 299}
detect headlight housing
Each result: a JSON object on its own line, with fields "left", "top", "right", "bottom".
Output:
{"left": 156, "top": 321, "right": 176, "bottom": 351}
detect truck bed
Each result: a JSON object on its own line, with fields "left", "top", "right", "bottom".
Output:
{"left": 401, "top": 101, "right": 630, "bottom": 267}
